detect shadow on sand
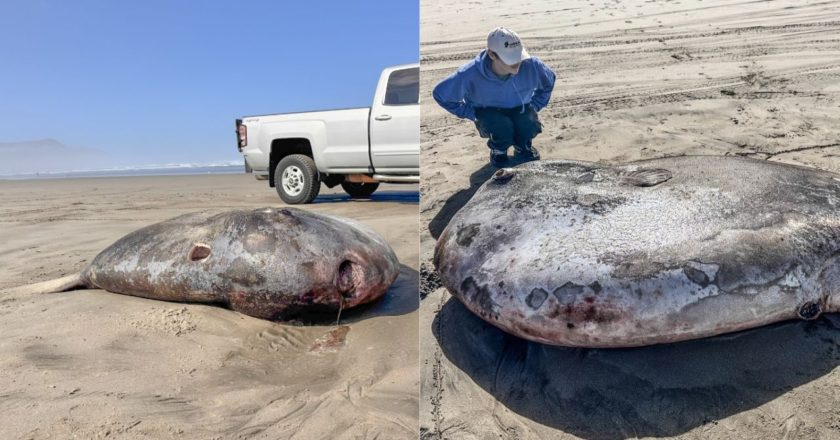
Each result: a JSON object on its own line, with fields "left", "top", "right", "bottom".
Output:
{"left": 314, "top": 190, "right": 419, "bottom": 205}
{"left": 433, "top": 297, "right": 840, "bottom": 439}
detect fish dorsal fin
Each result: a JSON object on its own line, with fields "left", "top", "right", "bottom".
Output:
{"left": 623, "top": 168, "right": 672, "bottom": 187}
{"left": 4, "top": 273, "right": 85, "bottom": 296}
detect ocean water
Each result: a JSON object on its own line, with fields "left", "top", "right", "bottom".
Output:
{"left": 0, "top": 164, "right": 246, "bottom": 180}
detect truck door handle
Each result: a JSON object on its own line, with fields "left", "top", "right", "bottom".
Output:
{"left": 374, "top": 114, "right": 392, "bottom": 121}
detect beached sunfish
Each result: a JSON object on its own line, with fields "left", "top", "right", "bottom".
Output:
{"left": 435, "top": 156, "right": 840, "bottom": 347}
{"left": 16, "top": 208, "right": 400, "bottom": 320}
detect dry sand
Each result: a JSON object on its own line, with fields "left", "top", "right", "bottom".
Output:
{"left": 420, "top": 0, "right": 840, "bottom": 438}
{"left": 0, "top": 174, "right": 419, "bottom": 439}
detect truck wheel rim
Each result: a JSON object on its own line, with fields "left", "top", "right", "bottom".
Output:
{"left": 281, "top": 166, "right": 305, "bottom": 197}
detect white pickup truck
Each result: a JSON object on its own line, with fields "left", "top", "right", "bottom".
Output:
{"left": 236, "top": 64, "right": 419, "bottom": 204}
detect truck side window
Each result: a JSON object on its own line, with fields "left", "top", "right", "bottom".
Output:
{"left": 383, "top": 68, "right": 419, "bottom": 106}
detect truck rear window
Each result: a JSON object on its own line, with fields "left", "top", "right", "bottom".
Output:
{"left": 384, "top": 68, "right": 419, "bottom": 106}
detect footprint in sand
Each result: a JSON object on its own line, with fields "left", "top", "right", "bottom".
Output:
{"left": 251, "top": 326, "right": 312, "bottom": 352}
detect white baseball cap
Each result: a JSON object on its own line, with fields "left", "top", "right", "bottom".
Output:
{"left": 487, "top": 27, "right": 530, "bottom": 66}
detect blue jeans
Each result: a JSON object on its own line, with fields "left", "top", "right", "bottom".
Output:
{"left": 474, "top": 105, "right": 543, "bottom": 154}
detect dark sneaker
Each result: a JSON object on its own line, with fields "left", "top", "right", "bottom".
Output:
{"left": 490, "top": 151, "right": 509, "bottom": 167}
{"left": 514, "top": 146, "right": 540, "bottom": 162}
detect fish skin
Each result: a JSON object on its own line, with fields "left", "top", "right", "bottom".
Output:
{"left": 435, "top": 156, "right": 840, "bottom": 347}
{"left": 82, "top": 207, "right": 400, "bottom": 320}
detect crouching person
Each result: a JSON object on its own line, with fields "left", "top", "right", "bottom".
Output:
{"left": 433, "top": 27, "right": 556, "bottom": 167}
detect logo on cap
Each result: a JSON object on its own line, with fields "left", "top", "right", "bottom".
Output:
{"left": 487, "top": 27, "right": 530, "bottom": 65}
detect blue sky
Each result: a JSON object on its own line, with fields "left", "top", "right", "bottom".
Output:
{"left": 0, "top": 0, "right": 418, "bottom": 173}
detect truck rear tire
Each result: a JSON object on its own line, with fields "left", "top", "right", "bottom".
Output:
{"left": 275, "top": 154, "right": 320, "bottom": 204}
{"left": 341, "top": 181, "right": 379, "bottom": 199}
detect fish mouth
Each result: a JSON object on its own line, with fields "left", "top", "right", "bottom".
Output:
{"left": 335, "top": 259, "right": 371, "bottom": 307}
{"left": 334, "top": 253, "right": 396, "bottom": 308}
{"left": 337, "top": 260, "right": 358, "bottom": 296}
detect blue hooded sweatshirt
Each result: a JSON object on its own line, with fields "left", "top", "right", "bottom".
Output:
{"left": 432, "top": 50, "right": 556, "bottom": 121}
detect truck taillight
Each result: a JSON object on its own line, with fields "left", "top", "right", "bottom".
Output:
{"left": 236, "top": 120, "right": 247, "bottom": 150}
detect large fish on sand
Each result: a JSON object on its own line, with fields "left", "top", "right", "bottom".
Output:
{"left": 13, "top": 208, "right": 400, "bottom": 320}
{"left": 435, "top": 156, "right": 840, "bottom": 347}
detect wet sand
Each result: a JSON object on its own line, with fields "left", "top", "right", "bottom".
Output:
{"left": 0, "top": 174, "right": 419, "bottom": 439}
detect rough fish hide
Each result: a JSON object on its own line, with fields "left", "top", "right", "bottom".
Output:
{"left": 435, "top": 156, "right": 840, "bottom": 347}
{"left": 15, "top": 208, "right": 400, "bottom": 321}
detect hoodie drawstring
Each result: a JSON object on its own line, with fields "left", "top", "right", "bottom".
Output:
{"left": 511, "top": 76, "right": 526, "bottom": 113}
{"left": 510, "top": 76, "right": 535, "bottom": 114}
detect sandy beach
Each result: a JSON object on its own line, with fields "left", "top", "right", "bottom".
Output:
{"left": 0, "top": 174, "right": 419, "bottom": 439}
{"left": 420, "top": 0, "right": 840, "bottom": 438}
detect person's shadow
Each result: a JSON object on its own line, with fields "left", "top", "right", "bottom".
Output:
{"left": 433, "top": 297, "right": 840, "bottom": 439}
{"left": 429, "top": 164, "right": 494, "bottom": 239}
{"left": 428, "top": 156, "right": 538, "bottom": 239}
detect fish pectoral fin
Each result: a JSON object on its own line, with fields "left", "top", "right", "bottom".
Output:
{"left": 623, "top": 168, "right": 673, "bottom": 187}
